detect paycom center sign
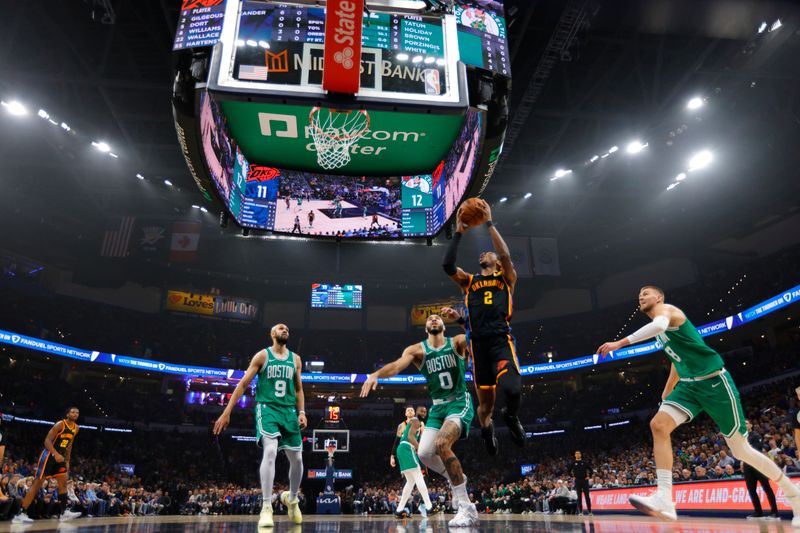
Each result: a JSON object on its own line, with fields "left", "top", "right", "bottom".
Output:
{"left": 219, "top": 101, "right": 464, "bottom": 175}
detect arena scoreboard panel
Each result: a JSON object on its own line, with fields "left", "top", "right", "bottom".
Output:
{"left": 311, "top": 283, "right": 363, "bottom": 309}
{"left": 173, "top": 0, "right": 511, "bottom": 240}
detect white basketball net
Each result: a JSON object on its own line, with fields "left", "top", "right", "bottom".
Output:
{"left": 309, "top": 107, "right": 370, "bottom": 170}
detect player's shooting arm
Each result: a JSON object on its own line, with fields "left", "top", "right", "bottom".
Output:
{"left": 662, "top": 363, "right": 679, "bottom": 401}
{"left": 406, "top": 418, "right": 421, "bottom": 450}
{"left": 442, "top": 230, "right": 471, "bottom": 290}
{"left": 293, "top": 354, "right": 307, "bottom": 430}
{"left": 487, "top": 223, "right": 517, "bottom": 288}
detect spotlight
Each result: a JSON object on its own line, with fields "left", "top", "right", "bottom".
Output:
{"left": 524, "top": 192, "right": 532, "bottom": 199}
{"left": 37, "top": 109, "right": 50, "bottom": 119}
{"left": 235, "top": 39, "right": 245, "bottom": 47}
{"left": 769, "top": 19, "right": 782, "bottom": 32}
{"left": 666, "top": 183, "right": 679, "bottom": 191}
{"left": 109, "top": 153, "right": 119, "bottom": 158}
{"left": 424, "top": 56, "right": 436, "bottom": 64}
{"left": 136, "top": 173, "right": 145, "bottom": 180}
{"left": 687, "top": 97, "right": 704, "bottom": 110}
{"left": 200, "top": 207, "right": 208, "bottom": 213}
{"left": 675, "top": 173, "right": 687, "bottom": 181}
{"left": 60, "top": 122, "right": 70, "bottom": 131}
{"left": 600, "top": 153, "right": 610, "bottom": 159}
{"left": 551, "top": 169, "right": 572, "bottom": 180}
{"left": 608, "top": 145, "right": 619, "bottom": 154}
{"left": 258, "top": 40, "right": 270, "bottom": 48}
{"left": 164, "top": 179, "right": 173, "bottom": 187}
{"left": 499, "top": 197, "right": 508, "bottom": 203}
{"left": 589, "top": 155, "right": 599, "bottom": 162}
{"left": 246, "top": 39, "right": 257, "bottom": 47}
{"left": 191, "top": 205, "right": 200, "bottom": 209}
{"left": 626, "top": 141, "right": 646, "bottom": 154}
{"left": 412, "top": 55, "right": 423, "bottom": 63}
{"left": 688, "top": 150, "right": 712, "bottom": 172}
{"left": 92, "top": 141, "right": 111, "bottom": 152}
{"left": 396, "top": 53, "right": 409, "bottom": 61}
{"left": 435, "top": 58, "right": 446, "bottom": 66}
{"left": 2, "top": 100, "right": 28, "bottom": 116}
{"left": 757, "top": 21, "right": 767, "bottom": 33}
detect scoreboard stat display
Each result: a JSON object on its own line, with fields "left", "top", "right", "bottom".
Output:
{"left": 311, "top": 284, "right": 363, "bottom": 309}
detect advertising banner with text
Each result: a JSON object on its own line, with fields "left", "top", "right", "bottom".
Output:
{"left": 590, "top": 477, "right": 800, "bottom": 512}
{"left": 165, "top": 290, "right": 260, "bottom": 321}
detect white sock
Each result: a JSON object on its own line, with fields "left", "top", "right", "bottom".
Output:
{"left": 452, "top": 480, "right": 469, "bottom": 506}
{"left": 411, "top": 470, "right": 432, "bottom": 508}
{"left": 397, "top": 471, "right": 415, "bottom": 511}
{"left": 260, "top": 437, "right": 279, "bottom": 502}
{"left": 656, "top": 469, "right": 672, "bottom": 501}
{"left": 285, "top": 449, "right": 303, "bottom": 500}
{"left": 777, "top": 473, "right": 800, "bottom": 501}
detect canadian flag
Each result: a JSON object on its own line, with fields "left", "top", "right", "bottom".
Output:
{"left": 170, "top": 221, "right": 201, "bottom": 262}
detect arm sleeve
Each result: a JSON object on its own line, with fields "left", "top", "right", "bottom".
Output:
{"left": 626, "top": 315, "right": 670, "bottom": 345}
{"left": 441, "top": 231, "right": 463, "bottom": 275}
{"left": 391, "top": 434, "right": 399, "bottom": 457}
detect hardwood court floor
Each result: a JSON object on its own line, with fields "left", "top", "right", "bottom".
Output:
{"left": 0, "top": 513, "right": 794, "bottom": 532}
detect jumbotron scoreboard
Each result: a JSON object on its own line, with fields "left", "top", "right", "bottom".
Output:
{"left": 172, "top": 0, "right": 511, "bottom": 241}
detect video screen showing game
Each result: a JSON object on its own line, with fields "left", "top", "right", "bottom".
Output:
{"left": 199, "top": 91, "right": 235, "bottom": 205}
{"left": 273, "top": 172, "right": 402, "bottom": 238}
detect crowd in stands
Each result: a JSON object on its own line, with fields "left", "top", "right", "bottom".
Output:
{"left": 1, "top": 244, "right": 799, "bottom": 520}
{"left": 1, "top": 357, "right": 797, "bottom": 521}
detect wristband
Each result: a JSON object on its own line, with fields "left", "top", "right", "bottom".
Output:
{"left": 486, "top": 220, "right": 494, "bottom": 228}
{"left": 299, "top": 411, "right": 306, "bottom": 415}
{"left": 456, "top": 317, "right": 466, "bottom": 325}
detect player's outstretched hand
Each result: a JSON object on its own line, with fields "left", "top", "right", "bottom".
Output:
{"left": 440, "top": 307, "right": 461, "bottom": 321}
{"left": 213, "top": 412, "right": 230, "bottom": 435}
{"left": 596, "top": 340, "right": 622, "bottom": 356}
{"left": 360, "top": 373, "right": 378, "bottom": 397}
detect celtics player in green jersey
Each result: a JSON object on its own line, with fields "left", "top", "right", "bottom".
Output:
{"left": 213, "top": 324, "right": 307, "bottom": 528}
{"left": 597, "top": 286, "right": 800, "bottom": 525}
{"left": 391, "top": 405, "right": 434, "bottom": 519}
{"left": 360, "top": 313, "right": 479, "bottom": 527}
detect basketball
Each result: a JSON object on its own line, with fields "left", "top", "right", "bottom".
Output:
{"left": 457, "top": 197, "right": 490, "bottom": 227}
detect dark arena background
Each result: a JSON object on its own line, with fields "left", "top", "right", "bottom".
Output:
{"left": 1, "top": 1, "right": 800, "bottom": 532}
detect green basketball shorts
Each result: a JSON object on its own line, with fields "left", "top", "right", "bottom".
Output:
{"left": 396, "top": 441, "right": 421, "bottom": 472}
{"left": 425, "top": 391, "right": 474, "bottom": 439}
{"left": 255, "top": 402, "right": 302, "bottom": 451}
{"left": 662, "top": 369, "right": 746, "bottom": 438}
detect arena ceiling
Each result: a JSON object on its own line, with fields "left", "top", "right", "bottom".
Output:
{"left": 0, "top": 0, "right": 798, "bottom": 287}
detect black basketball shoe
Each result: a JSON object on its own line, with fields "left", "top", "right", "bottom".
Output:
{"left": 502, "top": 407, "right": 526, "bottom": 447}
{"left": 481, "top": 422, "right": 499, "bottom": 456}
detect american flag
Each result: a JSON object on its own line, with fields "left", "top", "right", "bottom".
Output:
{"left": 239, "top": 64, "right": 268, "bottom": 81}
{"left": 100, "top": 217, "right": 135, "bottom": 258}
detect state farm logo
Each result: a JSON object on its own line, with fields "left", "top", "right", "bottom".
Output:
{"left": 169, "top": 293, "right": 183, "bottom": 304}
{"left": 332, "top": 0, "right": 358, "bottom": 48}
{"left": 334, "top": 47, "right": 355, "bottom": 69}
